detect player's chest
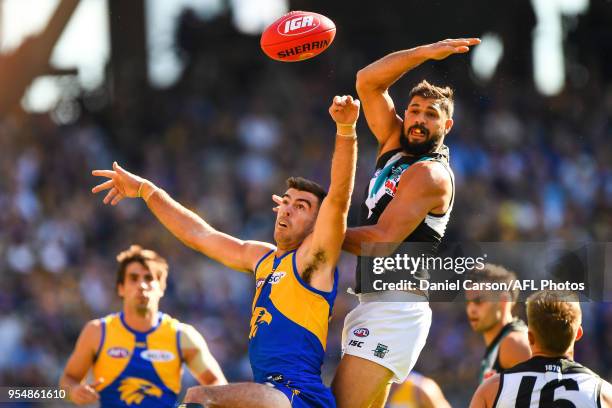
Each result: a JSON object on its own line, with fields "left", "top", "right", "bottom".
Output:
{"left": 369, "top": 163, "right": 409, "bottom": 198}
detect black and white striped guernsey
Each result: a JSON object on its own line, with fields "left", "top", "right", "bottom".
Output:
{"left": 494, "top": 356, "right": 602, "bottom": 408}
{"left": 354, "top": 146, "right": 454, "bottom": 294}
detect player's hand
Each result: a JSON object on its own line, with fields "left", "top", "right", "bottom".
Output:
{"left": 419, "top": 38, "right": 480, "bottom": 61}
{"left": 91, "top": 162, "right": 145, "bottom": 205}
{"left": 272, "top": 194, "right": 282, "bottom": 212}
{"left": 68, "top": 378, "right": 103, "bottom": 405}
{"left": 329, "top": 95, "right": 360, "bottom": 126}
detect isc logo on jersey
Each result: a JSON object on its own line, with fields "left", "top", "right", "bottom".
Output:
{"left": 277, "top": 15, "right": 320, "bottom": 36}
{"left": 140, "top": 350, "right": 175, "bottom": 362}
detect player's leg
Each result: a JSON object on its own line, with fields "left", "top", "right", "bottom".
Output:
{"left": 181, "top": 382, "right": 291, "bottom": 408}
{"left": 332, "top": 354, "right": 394, "bottom": 408}
{"left": 334, "top": 297, "right": 432, "bottom": 408}
{"left": 369, "top": 381, "right": 392, "bottom": 408}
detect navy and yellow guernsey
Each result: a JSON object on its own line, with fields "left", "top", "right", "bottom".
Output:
{"left": 93, "top": 312, "right": 183, "bottom": 408}
{"left": 249, "top": 249, "right": 338, "bottom": 407}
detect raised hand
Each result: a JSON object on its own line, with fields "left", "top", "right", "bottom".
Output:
{"left": 420, "top": 38, "right": 481, "bottom": 61}
{"left": 91, "top": 162, "right": 146, "bottom": 206}
{"left": 329, "top": 95, "right": 361, "bottom": 126}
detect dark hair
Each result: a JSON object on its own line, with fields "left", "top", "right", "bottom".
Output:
{"left": 527, "top": 291, "right": 581, "bottom": 355}
{"left": 286, "top": 176, "right": 327, "bottom": 206}
{"left": 408, "top": 80, "right": 455, "bottom": 118}
{"left": 116, "top": 245, "right": 169, "bottom": 290}
{"left": 466, "top": 263, "right": 519, "bottom": 302}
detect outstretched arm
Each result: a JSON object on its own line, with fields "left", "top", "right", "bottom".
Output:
{"left": 296, "top": 95, "right": 359, "bottom": 290}
{"left": 92, "top": 163, "right": 274, "bottom": 273}
{"left": 356, "top": 38, "right": 480, "bottom": 149}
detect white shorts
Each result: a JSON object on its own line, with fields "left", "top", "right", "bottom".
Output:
{"left": 341, "top": 291, "right": 432, "bottom": 383}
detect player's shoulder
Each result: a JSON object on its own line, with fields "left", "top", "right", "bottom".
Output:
{"left": 78, "top": 318, "right": 104, "bottom": 348}
{"left": 499, "top": 330, "right": 531, "bottom": 368}
{"left": 401, "top": 159, "right": 452, "bottom": 191}
{"left": 499, "top": 330, "right": 530, "bottom": 350}
{"left": 177, "top": 322, "right": 206, "bottom": 343}
{"left": 176, "top": 321, "right": 197, "bottom": 335}
{"left": 83, "top": 317, "right": 104, "bottom": 332}
{"left": 247, "top": 240, "right": 277, "bottom": 273}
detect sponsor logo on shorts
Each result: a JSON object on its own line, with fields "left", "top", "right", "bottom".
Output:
{"left": 140, "top": 349, "right": 175, "bottom": 362}
{"left": 107, "top": 347, "right": 130, "bottom": 358}
{"left": 353, "top": 328, "right": 370, "bottom": 338}
{"left": 348, "top": 340, "right": 364, "bottom": 348}
{"left": 373, "top": 343, "right": 389, "bottom": 358}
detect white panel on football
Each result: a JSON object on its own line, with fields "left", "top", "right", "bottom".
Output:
{"left": 230, "top": 0, "right": 288, "bottom": 35}
{"left": 470, "top": 32, "right": 504, "bottom": 82}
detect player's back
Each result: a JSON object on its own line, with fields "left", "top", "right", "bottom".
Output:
{"left": 93, "top": 312, "right": 183, "bottom": 408}
{"left": 495, "top": 356, "right": 601, "bottom": 408}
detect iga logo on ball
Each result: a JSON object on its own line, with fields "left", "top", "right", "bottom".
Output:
{"left": 261, "top": 11, "right": 336, "bottom": 62}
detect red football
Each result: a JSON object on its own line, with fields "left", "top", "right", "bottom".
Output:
{"left": 260, "top": 11, "right": 336, "bottom": 62}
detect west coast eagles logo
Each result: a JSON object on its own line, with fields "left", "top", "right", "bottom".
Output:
{"left": 249, "top": 307, "right": 272, "bottom": 339}
{"left": 118, "top": 377, "right": 162, "bottom": 405}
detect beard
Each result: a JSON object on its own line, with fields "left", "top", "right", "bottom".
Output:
{"left": 400, "top": 124, "right": 443, "bottom": 156}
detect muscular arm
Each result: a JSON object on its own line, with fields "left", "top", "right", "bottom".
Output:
{"left": 92, "top": 163, "right": 274, "bottom": 273}
{"left": 498, "top": 332, "right": 532, "bottom": 370}
{"left": 140, "top": 182, "right": 274, "bottom": 272}
{"left": 470, "top": 375, "right": 501, "bottom": 408}
{"left": 60, "top": 320, "right": 103, "bottom": 405}
{"left": 356, "top": 38, "right": 480, "bottom": 150}
{"left": 342, "top": 161, "right": 451, "bottom": 256}
{"left": 179, "top": 324, "right": 227, "bottom": 386}
{"left": 356, "top": 46, "right": 430, "bottom": 148}
{"left": 297, "top": 96, "right": 359, "bottom": 291}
